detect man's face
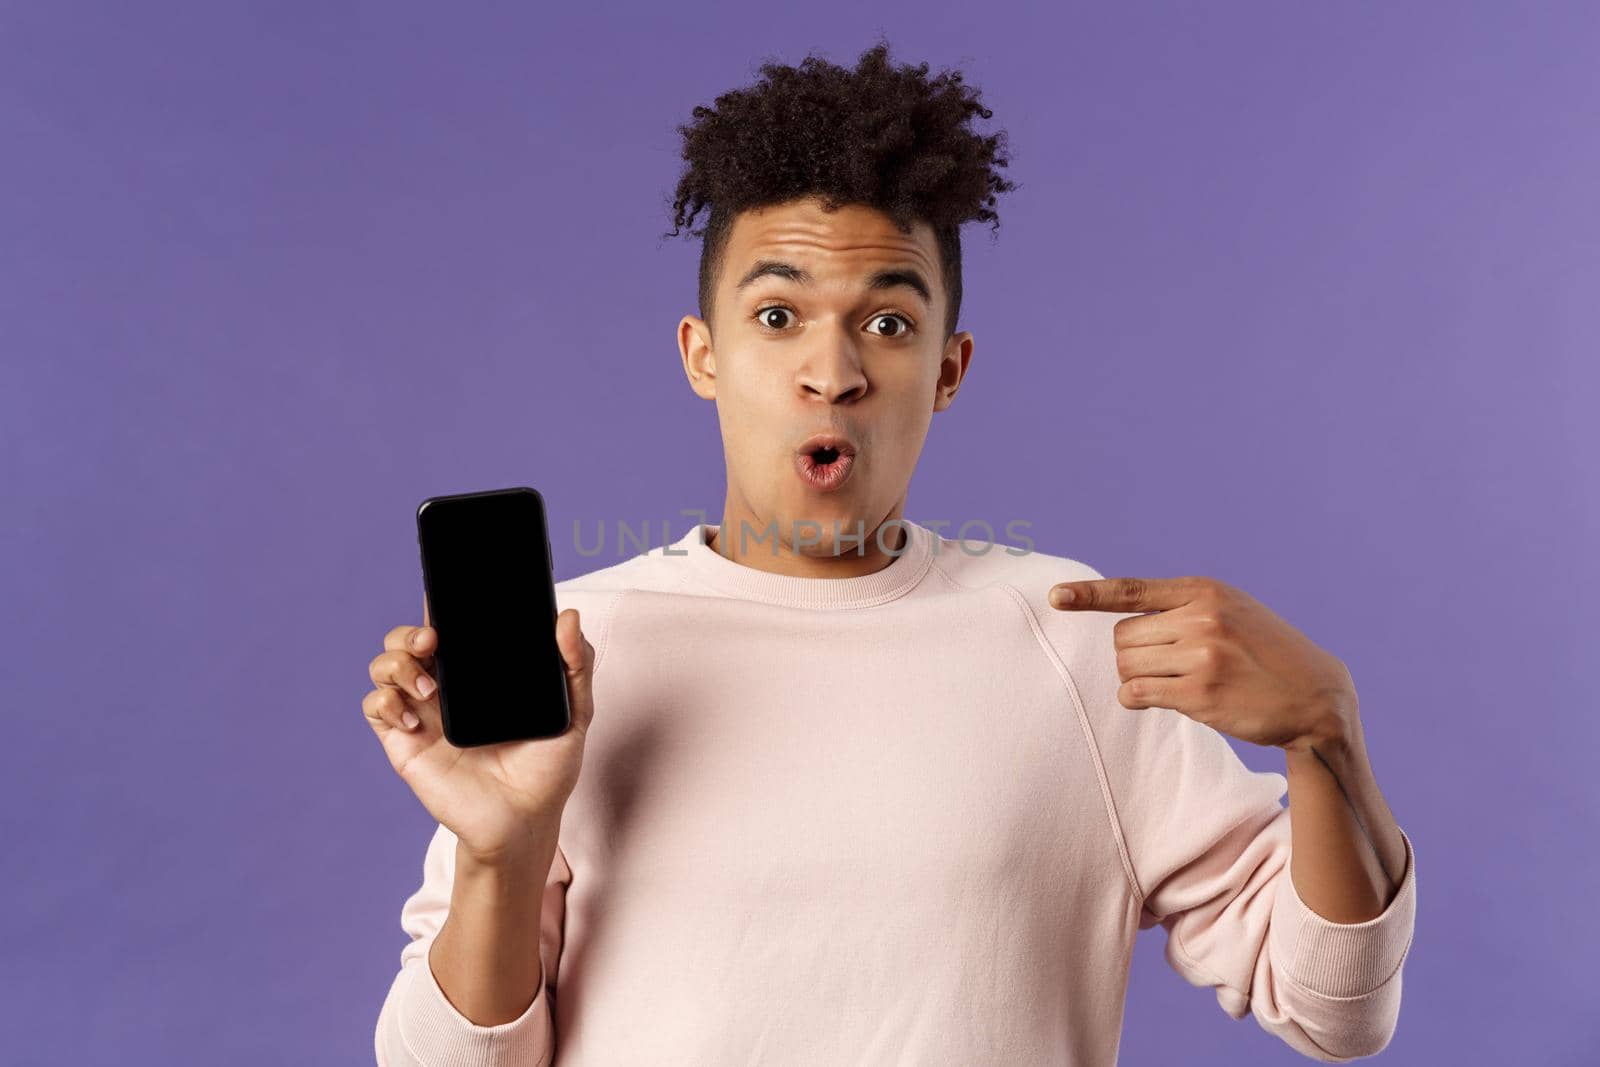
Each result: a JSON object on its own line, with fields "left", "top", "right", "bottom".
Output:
{"left": 677, "top": 195, "right": 974, "bottom": 554}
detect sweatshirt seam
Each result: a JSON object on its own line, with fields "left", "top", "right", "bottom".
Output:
{"left": 923, "top": 544, "right": 971, "bottom": 593}
{"left": 590, "top": 587, "right": 627, "bottom": 677}
{"left": 991, "top": 579, "right": 1145, "bottom": 906}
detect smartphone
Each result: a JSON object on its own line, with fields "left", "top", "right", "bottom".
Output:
{"left": 415, "top": 486, "right": 571, "bottom": 747}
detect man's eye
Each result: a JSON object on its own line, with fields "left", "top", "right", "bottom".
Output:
{"left": 755, "top": 306, "right": 795, "bottom": 330}
{"left": 870, "top": 313, "right": 914, "bottom": 338}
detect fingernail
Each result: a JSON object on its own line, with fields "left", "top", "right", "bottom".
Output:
{"left": 401, "top": 710, "right": 421, "bottom": 730}
{"left": 416, "top": 674, "right": 435, "bottom": 698}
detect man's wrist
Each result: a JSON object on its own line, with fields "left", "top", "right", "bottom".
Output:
{"left": 455, "top": 817, "right": 564, "bottom": 880}
{"left": 1282, "top": 690, "right": 1360, "bottom": 755}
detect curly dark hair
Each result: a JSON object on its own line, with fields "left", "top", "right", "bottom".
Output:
{"left": 664, "top": 39, "right": 1017, "bottom": 341}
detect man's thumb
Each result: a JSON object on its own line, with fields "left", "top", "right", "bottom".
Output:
{"left": 558, "top": 608, "right": 595, "bottom": 729}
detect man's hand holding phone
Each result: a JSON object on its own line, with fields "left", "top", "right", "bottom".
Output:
{"left": 362, "top": 600, "right": 597, "bottom": 868}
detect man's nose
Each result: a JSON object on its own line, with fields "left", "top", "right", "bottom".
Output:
{"left": 795, "top": 330, "right": 869, "bottom": 403}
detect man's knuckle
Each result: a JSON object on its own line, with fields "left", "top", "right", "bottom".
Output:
{"left": 361, "top": 688, "right": 393, "bottom": 722}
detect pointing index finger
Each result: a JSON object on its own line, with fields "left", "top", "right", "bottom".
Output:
{"left": 1048, "top": 576, "right": 1198, "bottom": 613}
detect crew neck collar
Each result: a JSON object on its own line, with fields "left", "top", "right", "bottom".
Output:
{"left": 665, "top": 518, "right": 935, "bottom": 610}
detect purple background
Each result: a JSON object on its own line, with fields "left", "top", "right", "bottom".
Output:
{"left": 4, "top": 3, "right": 1595, "bottom": 1063}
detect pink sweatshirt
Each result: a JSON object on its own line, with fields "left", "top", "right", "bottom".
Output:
{"left": 375, "top": 519, "right": 1417, "bottom": 1065}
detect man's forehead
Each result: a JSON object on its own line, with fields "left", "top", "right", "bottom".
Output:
{"left": 726, "top": 200, "right": 938, "bottom": 276}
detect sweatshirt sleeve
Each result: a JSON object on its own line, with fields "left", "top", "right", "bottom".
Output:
{"left": 374, "top": 822, "right": 570, "bottom": 1067}
{"left": 1056, "top": 587, "right": 1417, "bottom": 1062}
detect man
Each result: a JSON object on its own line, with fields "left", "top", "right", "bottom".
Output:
{"left": 367, "top": 41, "right": 1416, "bottom": 1065}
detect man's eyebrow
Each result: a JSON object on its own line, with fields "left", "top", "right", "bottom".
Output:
{"left": 733, "top": 259, "right": 932, "bottom": 307}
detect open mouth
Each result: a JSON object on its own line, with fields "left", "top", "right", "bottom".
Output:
{"left": 794, "top": 435, "right": 858, "bottom": 492}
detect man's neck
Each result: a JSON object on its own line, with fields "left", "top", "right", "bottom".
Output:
{"left": 708, "top": 509, "right": 910, "bottom": 580}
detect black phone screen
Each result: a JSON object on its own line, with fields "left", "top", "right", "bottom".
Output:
{"left": 415, "top": 486, "right": 570, "bottom": 747}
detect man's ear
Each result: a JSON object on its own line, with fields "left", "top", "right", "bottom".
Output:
{"left": 933, "top": 329, "right": 974, "bottom": 412}
{"left": 679, "top": 314, "right": 717, "bottom": 400}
